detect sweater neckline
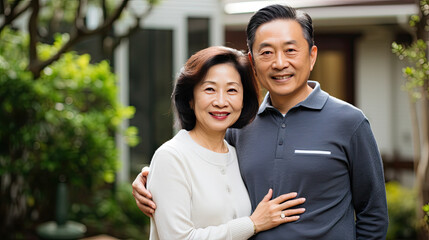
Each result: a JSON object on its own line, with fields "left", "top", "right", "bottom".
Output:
{"left": 179, "top": 129, "right": 233, "bottom": 166}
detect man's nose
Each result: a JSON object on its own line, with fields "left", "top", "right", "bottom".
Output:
{"left": 272, "top": 52, "right": 289, "bottom": 70}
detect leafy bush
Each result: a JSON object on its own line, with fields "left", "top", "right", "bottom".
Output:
{"left": 0, "top": 28, "right": 138, "bottom": 237}
{"left": 70, "top": 183, "right": 150, "bottom": 239}
{"left": 385, "top": 181, "right": 417, "bottom": 240}
{"left": 424, "top": 203, "right": 429, "bottom": 229}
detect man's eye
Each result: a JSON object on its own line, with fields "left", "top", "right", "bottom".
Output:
{"left": 261, "top": 51, "right": 272, "bottom": 55}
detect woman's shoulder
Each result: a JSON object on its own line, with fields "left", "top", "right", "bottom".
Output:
{"left": 151, "top": 130, "right": 189, "bottom": 163}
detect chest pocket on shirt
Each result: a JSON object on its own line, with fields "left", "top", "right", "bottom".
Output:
{"left": 294, "top": 149, "right": 331, "bottom": 155}
{"left": 291, "top": 149, "right": 343, "bottom": 180}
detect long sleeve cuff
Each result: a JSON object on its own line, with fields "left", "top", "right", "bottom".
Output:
{"left": 228, "top": 217, "right": 255, "bottom": 240}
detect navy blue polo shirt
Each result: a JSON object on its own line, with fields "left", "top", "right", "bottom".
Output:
{"left": 226, "top": 81, "right": 388, "bottom": 239}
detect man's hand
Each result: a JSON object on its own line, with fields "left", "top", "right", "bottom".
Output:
{"left": 132, "top": 166, "right": 156, "bottom": 217}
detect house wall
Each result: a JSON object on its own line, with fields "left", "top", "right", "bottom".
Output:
{"left": 355, "top": 26, "right": 415, "bottom": 186}
{"left": 127, "top": 0, "right": 224, "bottom": 75}
{"left": 356, "top": 27, "right": 395, "bottom": 156}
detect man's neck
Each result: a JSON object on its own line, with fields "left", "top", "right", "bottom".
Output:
{"left": 270, "top": 84, "right": 314, "bottom": 115}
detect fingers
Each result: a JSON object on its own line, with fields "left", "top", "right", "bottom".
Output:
{"left": 279, "top": 196, "right": 306, "bottom": 209}
{"left": 280, "top": 215, "right": 301, "bottom": 223}
{"left": 141, "top": 166, "right": 150, "bottom": 176}
{"left": 278, "top": 207, "right": 305, "bottom": 223}
{"left": 282, "top": 207, "right": 306, "bottom": 218}
{"left": 132, "top": 173, "right": 152, "bottom": 198}
{"left": 262, "top": 188, "right": 273, "bottom": 202}
{"left": 132, "top": 187, "right": 156, "bottom": 208}
{"left": 271, "top": 192, "right": 298, "bottom": 204}
{"left": 135, "top": 200, "right": 154, "bottom": 217}
{"left": 132, "top": 172, "right": 156, "bottom": 214}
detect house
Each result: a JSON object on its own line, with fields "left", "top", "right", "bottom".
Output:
{"left": 115, "top": 0, "right": 418, "bottom": 186}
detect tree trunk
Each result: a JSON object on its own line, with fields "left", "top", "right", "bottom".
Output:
{"left": 415, "top": 0, "right": 429, "bottom": 238}
{"left": 408, "top": 92, "right": 421, "bottom": 172}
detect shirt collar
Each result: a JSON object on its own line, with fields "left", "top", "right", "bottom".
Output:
{"left": 258, "top": 81, "right": 329, "bottom": 115}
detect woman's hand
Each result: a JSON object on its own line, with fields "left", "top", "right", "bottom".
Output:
{"left": 249, "top": 189, "right": 306, "bottom": 233}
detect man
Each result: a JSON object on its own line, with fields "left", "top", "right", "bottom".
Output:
{"left": 132, "top": 4, "right": 388, "bottom": 239}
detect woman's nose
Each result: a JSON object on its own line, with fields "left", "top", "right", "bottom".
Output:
{"left": 213, "top": 92, "right": 228, "bottom": 107}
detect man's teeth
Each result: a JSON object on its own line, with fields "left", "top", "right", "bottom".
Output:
{"left": 273, "top": 76, "right": 291, "bottom": 80}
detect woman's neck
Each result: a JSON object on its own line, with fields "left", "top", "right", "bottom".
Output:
{"left": 189, "top": 127, "right": 228, "bottom": 153}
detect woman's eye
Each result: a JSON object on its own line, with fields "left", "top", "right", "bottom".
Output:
{"left": 205, "top": 87, "right": 215, "bottom": 92}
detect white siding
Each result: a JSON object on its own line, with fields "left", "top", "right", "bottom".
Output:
{"left": 128, "top": 0, "right": 224, "bottom": 75}
{"left": 356, "top": 27, "right": 394, "bottom": 156}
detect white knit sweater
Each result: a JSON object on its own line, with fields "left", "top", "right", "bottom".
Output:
{"left": 148, "top": 130, "right": 254, "bottom": 240}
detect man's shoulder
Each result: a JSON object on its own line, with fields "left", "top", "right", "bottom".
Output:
{"left": 325, "top": 96, "right": 366, "bottom": 120}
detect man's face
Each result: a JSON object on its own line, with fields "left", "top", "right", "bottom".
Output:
{"left": 250, "top": 19, "right": 317, "bottom": 100}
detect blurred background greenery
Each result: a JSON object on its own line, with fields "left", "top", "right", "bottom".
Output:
{"left": 0, "top": 0, "right": 153, "bottom": 239}
{"left": 0, "top": 27, "right": 146, "bottom": 239}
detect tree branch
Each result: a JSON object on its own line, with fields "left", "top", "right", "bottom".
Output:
{"left": 28, "top": 0, "right": 40, "bottom": 77}
{"left": 102, "top": 0, "right": 107, "bottom": 21}
{"left": 111, "top": 3, "right": 154, "bottom": 51}
{"left": 32, "top": 0, "right": 130, "bottom": 78}
{"left": 76, "top": 0, "right": 129, "bottom": 36}
{"left": 74, "top": 0, "right": 88, "bottom": 33}
{"left": 0, "top": 0, "right": 31, "bottom": 33}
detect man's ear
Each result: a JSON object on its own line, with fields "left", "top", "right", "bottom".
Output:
{"left": 248, "top": 52, "right": 257, "bottom": 76}
{"left": 309, "top": 45, "right": 318, "bottom": 71}
{"left": 189, "top": 99, "right": 194, "bottom": 110}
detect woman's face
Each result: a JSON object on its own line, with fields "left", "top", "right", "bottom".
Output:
{"left": 191, "top": 63, "right": 243, "bottom": 134}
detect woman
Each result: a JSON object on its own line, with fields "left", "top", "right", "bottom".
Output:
{"left": 147, "top": 46, "right": 305, "bottom": 239}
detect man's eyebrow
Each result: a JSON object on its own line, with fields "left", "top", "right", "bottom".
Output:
{"left": 257, "top": 40, "right": 297, "bottom": 51}
{"left": 257, "top": 42, "right": 272, "bottom": 50}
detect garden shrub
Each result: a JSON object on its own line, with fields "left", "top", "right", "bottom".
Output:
{"left": 386, "top": 181, "right": 417, "bottom": 239}
{"left": 0, "top": 28, "right": 138, "bottom": 238}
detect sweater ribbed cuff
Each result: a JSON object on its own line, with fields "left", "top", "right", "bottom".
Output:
{"left": 228, "top": 217, "right": 255, "bottom": 239}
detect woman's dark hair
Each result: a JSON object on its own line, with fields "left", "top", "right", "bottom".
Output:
{"left": 172, "top": 46, "right": 259, "bottom": 131}
{"left": 246, "top": 4, "right": 314, "bottom": 55}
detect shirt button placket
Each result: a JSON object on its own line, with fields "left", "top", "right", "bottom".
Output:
{"left": 275, "top": 121, "right": 287, "bottom": 158}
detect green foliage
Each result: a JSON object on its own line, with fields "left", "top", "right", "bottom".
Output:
{"left": 392, "top": 39, "right": 428, "bottom": 101}
{"left": 0, "top": 27, "right": 138, "bottom": 235}
{"left": 392, "top": 0, "right": 429, "bottom": 102}
{"left": 70, "top": 184, "right": 150, "bottom": 239}
{"left": 424, "top": 203, "right": 429, "bottom": 227}
{"left": 385, "top": 182, "right": 417, "bottom": 240}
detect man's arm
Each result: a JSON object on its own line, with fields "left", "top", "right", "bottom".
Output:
{"left": 132, "top": 166, "right": 156, "bottom": 217}
{"left": 350, "top": 119, "right": 388, "bottom": 239}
